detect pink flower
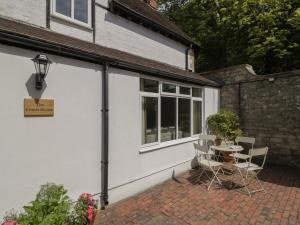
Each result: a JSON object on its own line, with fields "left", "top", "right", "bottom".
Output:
{"left": 87, "top": 205, "right": 94, "bottom": 223}
{"left": 79, "top": 193, "right": 94, "bottom": 206}
{"left": 1, "top": 221, "right": 20, "bottom": 225}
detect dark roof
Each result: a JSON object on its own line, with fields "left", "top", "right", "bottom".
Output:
{"left": 111, "top": 0, "right": 197, "bottom": 47}
{"left": 0, "top": 17, "right": 218, "bottom": 86}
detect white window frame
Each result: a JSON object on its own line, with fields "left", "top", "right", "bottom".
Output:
{"left": 51, "top": 0, "right": 92, "bottom": 28}
{"left": 140, "top": 76, "right": 204, "bottom": 149}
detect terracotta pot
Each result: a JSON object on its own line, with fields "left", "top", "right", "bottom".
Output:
{"left": 215, "top": 138, "right": 222, "bottom": 146}
{"left": 223, "top": 152, "right": 234, "bottom": 162}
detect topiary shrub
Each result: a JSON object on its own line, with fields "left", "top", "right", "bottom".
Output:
{"left": 206, "top": 110, "right": 242, "bottom": 141}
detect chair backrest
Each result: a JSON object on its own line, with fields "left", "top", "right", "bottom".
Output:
{"left": 236, "top": 136, "right": 255, "bottom": 145}
{"left": 249, "top": 147, "right": 269, "bottom": 168}
{"left": 199, "top": 134, "right": 216, "bottom": 148}
{"left": 199, "top": 134, "right": 216, "bottom": 141}
{"left": 194, "top": 143, "right": 209, "bottom": 153}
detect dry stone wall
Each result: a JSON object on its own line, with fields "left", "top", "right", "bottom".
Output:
{"left": 202, "top": 65, "right": 300, "bottom": 168}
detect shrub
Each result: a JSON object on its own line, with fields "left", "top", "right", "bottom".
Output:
{"left": 15, "top": 183, "right": 71, "bottom": 225}
{"left": 1, "top": 185, "right": 98, "bottom": 225}
{"left": 206, "top": 110, "right": 242, "bottom": 141}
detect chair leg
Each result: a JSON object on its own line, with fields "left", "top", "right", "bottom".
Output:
{"left": 197, "top": 168, "right": 205, "bottom": 183}
{"left": 253, "top": 172, "right": 266, "bottom": 193}
{"left": 236, "top": 168, "right": 252, "bottom": 197}
{"left": 212, "top": 167, "right": 222, "bottom": 185}
{"left": 207, "top": 167, "right": 222, "bottom": 191}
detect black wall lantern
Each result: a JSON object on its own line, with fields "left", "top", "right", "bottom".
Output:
{"left": 32, "top": 54, "right": 52, "bottom": 90}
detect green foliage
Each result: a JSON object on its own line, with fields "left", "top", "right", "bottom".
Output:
{"left": 206, "top": 110, "right": 242, "bottom": 140}
{"left": 2, "top": 210, "right": 20, "bottom": 223}
{"left": 16, "top": 183, "right": 71, "bottom": 225}
{"left": 69, "top": 200, "right": 89, "bottom": 225}
{"left": 158, "top": 0, "right": 300, "bottom": 74}
{"left": 2, "top": 184, "right": 98, "bottom": 225}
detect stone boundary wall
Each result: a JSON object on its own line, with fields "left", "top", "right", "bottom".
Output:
{"left": 202, "top": 65, "right": 300, "bottom": 168}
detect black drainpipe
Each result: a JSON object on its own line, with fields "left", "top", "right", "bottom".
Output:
{"left": 46, "top": 0, "right": 50, "bottom": 29}
{"left": 101, "top": 63, "right": 109, "bottom": 209}
{"left": 92, "top": 0, "right": 96, "bottom": 43}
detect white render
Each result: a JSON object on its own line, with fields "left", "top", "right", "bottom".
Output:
{"left": 0, "top": 44, "right": 219, "bottom": 215}
{"left": 95, "top": 6, "right": 188, "bottom": 69}
{"left": 107, "top": 68, "right": 219, "bottom": 203}
{"left": 0, "top": 0, "right": 220, "bottom": 216}
{"left": 0, "top": 0, "right": 46, "bottom": 27}
{"left": 204, "top": 87, "right": 220, "bottom": 124}
{"left": 0, "top": 44, "right": 102, "bottom": 216}
{"left": 0, "top": 0, "right": 189, "bottom": 69}
{"left": 50, "top": 17, "right": 94, "bottom": 42}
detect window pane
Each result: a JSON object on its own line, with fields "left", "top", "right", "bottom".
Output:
{"left": 162, "top": 83, "right": 176, "bottom": 93}
{"left": 140, "top": 78, "right": 159, "bottom": 93}
{"left": 178, "top": 98, "right": 191, "bottom": 138}
{"left": 180, "top": 86, "right": 191, "bottom": 95}
{"left": 74, "top": 0, "right": 88, "bottom": 23}
{"left": 142, "top": 97, "right": 158, "bottom": 144}
{"left": 161, "top": 97, "right": 176, "bottom": 142}
{"left": 56, "top": 0, "right": 71, "bottom": 17}
{"left": 192, "top": 87, "right": 202, "bottom": 98}
{"left": 193, "top": 101, "right": 202, "bottom": 134}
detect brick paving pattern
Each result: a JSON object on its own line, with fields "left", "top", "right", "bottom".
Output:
{"left": 95, "top": 165, "right": 300, "bottom": 225}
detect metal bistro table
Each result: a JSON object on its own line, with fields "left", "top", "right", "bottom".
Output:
{"left": 211, "top": 144, "right": 244, "bottom": 171}
{"left": 211, "top": 144, "right": 244, "bottom": 154}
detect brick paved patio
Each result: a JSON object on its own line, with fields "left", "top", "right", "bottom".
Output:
{"left": 95, "top": 165, "right": 300, "bottom": 225}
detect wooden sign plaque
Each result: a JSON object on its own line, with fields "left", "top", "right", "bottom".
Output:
{"left": 24, "top": 99, "right": 54, "bottom": 117}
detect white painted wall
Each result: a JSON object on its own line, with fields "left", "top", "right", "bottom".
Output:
{"left": 95, "top": 6, "right": 188, "bottom": 69}
{"left": 0, "top": 0, "right": 46, "bottom": 27}
{"left": 0, "top": 44, "right": 102, "bottom": 216}
{"left": 107, "top": 68, "right": 219, "bottom": 203}
{"left": 204, "top": 87, "right": 220, "bottom": 124}
{"left": 96, "top": 0, "right": 109, "bottom": 8}
{"left": 0, "top": 0, "right": 189, "bottom": 68}
{"left": 50, "top": 17, "right": 94, "bottom": 42}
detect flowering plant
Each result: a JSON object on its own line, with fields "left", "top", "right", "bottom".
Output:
{"left": 1, "top": 221, "right": 20, "bottom": 225}
{"left": 69, "top": 193, "right": 98, "bottom": 225}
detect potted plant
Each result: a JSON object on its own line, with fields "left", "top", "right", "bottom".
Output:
{"left": 206, "top": 111, "right": 242, "bottom": 161}
{"left": 70, "top": 193, "right": 98, "bottom": 225}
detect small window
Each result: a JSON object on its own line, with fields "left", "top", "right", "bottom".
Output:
{"left": 53, "top": 0, "right": 90, "bottom": 25}
{"left": 180, "top": 86, "right": 191, "bottom": 95}
{"left": 140, "top": 79, "right": 159, "bottom": 93}
{"left": 142, "top": 97, "right": 158, "bottom": 144}
{"left": 192, "top": 87, "right": 202, "bottom": 98}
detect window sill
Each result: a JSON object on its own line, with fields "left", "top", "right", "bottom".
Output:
{"left": 139, "top": 136, "right": 199, "bottom": 154}
{"left": 51, "top": 13, "right": 93, "bottom": 31}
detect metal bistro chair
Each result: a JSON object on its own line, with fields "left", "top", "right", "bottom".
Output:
{"left": 194, "top": 143, "right": 223, "bottom": 191}
{"left": 198, "top": 134, "right": 218, "bottom": 158}
{"left": 230, "top": 136, "right": 255, "bottom": 163}
{"left": 233, "top": 147, "right": 269, "bottom": 196}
